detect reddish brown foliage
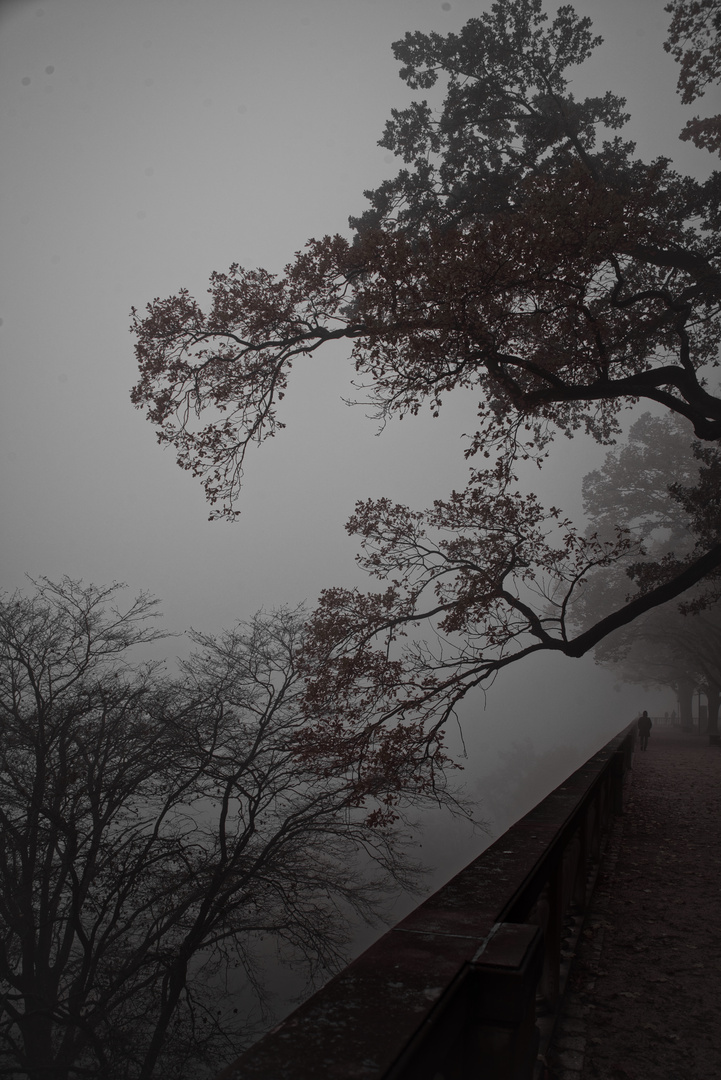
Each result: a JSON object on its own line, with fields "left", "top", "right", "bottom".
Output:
{"left": 665, "top": 0, "right": 721, "bottom": 152}
{"left": 131, "top": 0, "right": 721, "bottom": 757}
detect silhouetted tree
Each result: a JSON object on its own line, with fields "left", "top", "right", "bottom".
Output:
{"left": 582, "top": 413, "right": 701, "bottom": 546}
{"left": 131, "top": 0, "right": 721, "bottom": 753}
{"left": 0, "top": 579, "right": 438, "bottom": 1080}
{"left": 665, "top": 0, "right": 721, "bottom": 153}
{"left": 588, "top": 596, "right": 721, "bottom": 734}
{"left": 579, "top": 414, "right": 721, "bottom": 739}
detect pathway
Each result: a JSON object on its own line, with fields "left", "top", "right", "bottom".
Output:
{"left": 547, "top": 726, "right": 721, "bottom": 1080}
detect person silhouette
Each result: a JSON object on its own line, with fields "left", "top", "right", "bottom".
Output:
{"left": 638, "top": 710, "right": 652, "bottom": 750}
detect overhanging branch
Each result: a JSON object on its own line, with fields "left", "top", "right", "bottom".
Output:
{"left": 564, "top": 541, "right": 721, "bottom": 657}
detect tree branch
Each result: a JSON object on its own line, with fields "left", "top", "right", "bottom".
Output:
{"left": 565, "top": 541, "right": 721, "bottom": 657}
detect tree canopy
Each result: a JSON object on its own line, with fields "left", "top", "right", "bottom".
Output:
{"left": 131, "top": 0, "right": 721, "bottom": 747}
{"left": 665, "top": 0, "right": 721, "bottom": 152}
{"left": 579, "top": 412, "right": 721, "bottom": 737}
{"left": 582, "top": 412, "right": 701, "bottom": 544}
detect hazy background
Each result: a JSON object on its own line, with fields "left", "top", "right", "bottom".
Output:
{"left": 1, "top": 0, "right": 711, "bottom": 952}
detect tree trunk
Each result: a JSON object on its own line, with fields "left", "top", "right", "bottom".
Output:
{"left": 677, "top": 678, "right": 695, "bottom": 732}
{"left": 136, "top": 955, "right": 190, "bottom": 1080}
{"left": 707, "top": 683, "right": 720, "bottom": 745}
{"left": 20, "top": 1008, "right": 67, "bottom": 1080}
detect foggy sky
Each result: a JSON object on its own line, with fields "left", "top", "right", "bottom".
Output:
{"left": 1, "top": 0, "right": 713, "bottom": 851}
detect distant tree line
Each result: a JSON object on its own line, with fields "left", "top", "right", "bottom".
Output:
{"left": 580, "top": 413, "right": 721, "bottom": 739}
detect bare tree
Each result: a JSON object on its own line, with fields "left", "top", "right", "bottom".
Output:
{"left": 0, "top": 579, "right": 439, "bottom": 1080}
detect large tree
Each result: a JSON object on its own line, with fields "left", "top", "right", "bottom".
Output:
{"left": 0, "top": 579, "right": 439, "bottom": 1080}
{"left": 581, "top": 412, "right": 701, "bottom": 546}
{"left": 593, "top": 601, "right": 721, "bottom": 734}
{"left": 131, "top": 0, "right": 721, "bottom": 749}
{"left": 579, "top": 412, "right": 721, "bottom": 738}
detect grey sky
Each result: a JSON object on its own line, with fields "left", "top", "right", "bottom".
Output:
{"left": 1, "top": 0, "right": 714, "bottom": 811}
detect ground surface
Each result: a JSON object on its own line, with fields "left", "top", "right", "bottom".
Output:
{"left": 548, "top": 726, "right": 721, "bottom": 1080}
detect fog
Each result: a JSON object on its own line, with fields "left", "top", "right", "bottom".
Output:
{"left": 0, "top": 0, "right": 705, "bottom": 1038}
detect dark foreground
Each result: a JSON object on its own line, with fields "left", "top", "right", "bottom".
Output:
{"left": 548, "top": 726, "right": 721, "bottom": 1080}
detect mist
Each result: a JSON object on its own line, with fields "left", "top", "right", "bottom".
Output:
{"left": 0, "top": 0, "right": 698, "bottom": 1054}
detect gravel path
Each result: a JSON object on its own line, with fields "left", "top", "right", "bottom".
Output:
{"left": 548, "top": 726, "right": 721, "bottom": 1080}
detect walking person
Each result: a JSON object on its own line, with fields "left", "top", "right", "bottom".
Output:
{"left": 638, "top": 710, "right": 652, "bottom": 750}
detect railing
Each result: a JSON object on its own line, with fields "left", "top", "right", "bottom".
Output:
{"left": 219, "top": 722, "right": 636, "bottom": 1080}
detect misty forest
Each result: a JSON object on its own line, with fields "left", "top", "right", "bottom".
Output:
{"left": 3, "top": 0, "right": 721, "bottom": 1077}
